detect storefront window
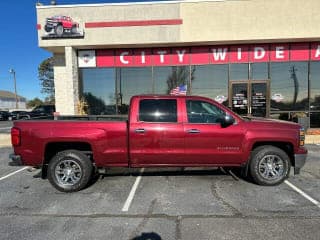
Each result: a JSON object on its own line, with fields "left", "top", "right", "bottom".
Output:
{"left": 154, "top": 66, "right": 190, "bottom": 94}
{"left": 117, "top": 67, "right": 152, "bottom": 113}
{"left": 230, "top": 63, "right": 249, "bottom": 80}
{"left": 80, "top": 68, "right": 116, "bottom": 115}
{"left": 191, "top": 65, "right": 228, "bottom": 105}
{"left": 251, "top": 63, "right": 268, "bottom": 80}
{"left": 310, "top": 62, "right": 320, "bottom": 127}
{"left": 270, "top": 62, "right": 308, "bottom": 111}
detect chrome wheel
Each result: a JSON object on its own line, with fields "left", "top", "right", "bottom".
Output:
{"left": 55, "top": 159, "right": 82, "bottom": 186}
{"left": 258, "top": 155, "right": 284, "bottom": 180}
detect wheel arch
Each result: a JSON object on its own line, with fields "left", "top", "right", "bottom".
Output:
{"left": 251, "top": 141, "right": 294, "bottom": 165}
{"left": 41, "top": 141, "right": 93, "bottom": 179}
{"left": 242, "top": 141, "right": 295, "bottom": 177}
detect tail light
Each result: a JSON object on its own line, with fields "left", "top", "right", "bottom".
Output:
{"left": 11, "top": 127, "right": 21, "bottom": 146}
{"left": 299, "top": 128, "right": 305, "bottom": 146}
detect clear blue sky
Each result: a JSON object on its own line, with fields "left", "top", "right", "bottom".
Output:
{"left": 0, "top": 0, "right": 168, "bottom": 101}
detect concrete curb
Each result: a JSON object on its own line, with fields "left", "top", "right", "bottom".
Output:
{"left": 305, "top": 135, "right": 320, "bottom": 145}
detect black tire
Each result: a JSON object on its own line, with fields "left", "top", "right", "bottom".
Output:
{"left": 48, "top": 150, "right": 93, "bottom": 192}
{"left": 54, "top": 25, "right": 64, "bottom": 36}
{"left": 249, "top": 145, "right": 291, "bottom": 186}
{"left": 44, "top": 25, "right": 52, "bottom": 32}
{"left": 71, "top": 25, "right": 77, "bottom": 34}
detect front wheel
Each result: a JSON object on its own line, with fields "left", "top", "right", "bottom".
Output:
{"left": 249, "top": 146, "right": 291, "bottom": 186}
{"left": 71, "top": 25, "right": 78, "bottom": 34}
{"left": 48, "top": 150, "right": 93, "bottom": 192}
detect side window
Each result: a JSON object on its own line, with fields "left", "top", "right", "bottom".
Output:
{"left": 139, "top": 99, "right": 177, "bottom": 123}
{"left": 34, "top": 106, "right": 44, "bottom": 112}
{"left": 186, "top": 100, "right": 225, "bottom": 123}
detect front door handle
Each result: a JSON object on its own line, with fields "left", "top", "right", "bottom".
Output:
{"left": 135, "top": 128, "right": 146, "bottom": 133}
{"left": 187, "top": 129, "right": 201, "bottom": 134}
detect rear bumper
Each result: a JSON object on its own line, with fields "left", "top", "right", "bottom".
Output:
{"left": 9, "top": 153, "right": 23, "bottom": 166}
{"left": 294, "top": 153, "right": 307, "bottom": 174}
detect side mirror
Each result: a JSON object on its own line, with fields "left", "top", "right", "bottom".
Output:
{"left": 220, "top": 115, "right": 235, "bottom": 128}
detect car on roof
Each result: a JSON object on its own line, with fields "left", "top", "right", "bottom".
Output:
{"left": 44, "top": 15, "right": 79, "bottom": 36}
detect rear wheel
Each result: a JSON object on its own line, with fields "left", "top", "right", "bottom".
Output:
{"left": 54, "top": 25, "right": 64, "bottom": 36}
{"left": 249, "top": 146, "right": 290, "bottom": 186}
{"left": 48, "top": 150, "right": 93, "bottom": 192}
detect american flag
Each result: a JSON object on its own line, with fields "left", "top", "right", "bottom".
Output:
{"left": 170, "top": 84, "right": 187, "bottom": 95}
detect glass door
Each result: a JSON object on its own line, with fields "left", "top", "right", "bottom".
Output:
{"left": 230, "top": 80, "right": 270, "bottom": 117}
{"left": 230, "top": 82, "right": 248, "bottom": 115}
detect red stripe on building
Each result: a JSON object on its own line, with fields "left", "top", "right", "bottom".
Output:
{"left": 85, "top": 19, "right": 183, "bottom": 28}
{"left": 37, "top": 24, "right": 41, "bottom": 30}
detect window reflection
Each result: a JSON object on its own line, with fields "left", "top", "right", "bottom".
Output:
{"left": 310, "top": 62, "right": 320, "bottom": 111}
{"left": 270, "top": 62, "right": 308, "bottom": 111}
{"left": 230, "top": 63, "right": 248, "bottom": 80}
{"left": 80, "top": 68, "right": 116, "bottom": 115}
{"left": 251, "top": 63, "right": 268, "bottom": 80}
{"left": 117, "top": 67, "right": 152, "bottom": 114}
{"left": 310, "top": 62, "right": 320, "bottom": 128}
{"left": 154, "top": 66, "right": 190, "bottom": 94}
{"left": 79, "top": 60, "right": 317, "bottom": 127}
{"left": 191, "top": 65, "right": 228, "bottom": 106}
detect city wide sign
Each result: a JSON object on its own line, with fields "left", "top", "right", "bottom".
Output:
{"left": 78, "top": 42, "right": 320, "bottom": 68}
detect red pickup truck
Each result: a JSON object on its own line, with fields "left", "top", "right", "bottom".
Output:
{"left": 9, "top": 95, "right": 307, "bottom": 192}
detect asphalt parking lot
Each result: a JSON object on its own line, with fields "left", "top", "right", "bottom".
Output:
{"left": 0, "top": 136, "right": 320, "bottom": 239}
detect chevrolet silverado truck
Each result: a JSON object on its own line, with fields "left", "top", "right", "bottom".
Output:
{"left": 9, "top": 95, "right": 307, "bottom": 192}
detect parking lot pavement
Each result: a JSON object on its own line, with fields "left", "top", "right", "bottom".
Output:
{"left": 0, "top": 145, "right": 320, "bottom": 240}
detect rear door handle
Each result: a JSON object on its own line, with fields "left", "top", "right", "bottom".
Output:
{"left": 135, "top": 128, "right": 146, "bottom": 133}
{"left": 187, "top": 129, "right": 201, "bottom": 134}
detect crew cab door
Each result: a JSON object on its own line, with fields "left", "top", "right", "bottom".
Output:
{"left": 129, "top": 98, "right": 185, "bottom": 166}
{"left": 183, "top": 99, "right": 246, "bottom": 165}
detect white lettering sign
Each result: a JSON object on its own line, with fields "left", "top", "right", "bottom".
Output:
{"left": 315, "top": 45, "right": 320, "bottom": 58}
{"left": 157, "top": 51, "right": 167, "bottom": 63}
{"left": 237, "top": 48, "right": 242, "bottom": 60}
{"left": 140, "top": 51, "right": 146, "bottom": 64}
{"left": 120, "top": 52, "right": 129, "bottom": 64}
{"left": 254, "top": 47, "right": 266, "bottom": 59}
{"left": 211, "top": 48, "right": 228, "bottom": 61}
{"left": 276, "top": 46, "right": 285, "bottom": 59}
{"left": 177, "top": 50, "right": 186, "bottom": 62}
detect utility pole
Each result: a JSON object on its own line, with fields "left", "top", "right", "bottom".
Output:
{"left": 9, "top": 69, "right": 19, "bottom": 109}
{"left": 290, "top": 65, "right": 299, "bottom": 108}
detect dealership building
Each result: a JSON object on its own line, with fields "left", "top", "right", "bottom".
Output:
{"left": 36, "top": 0, "right": 320, "bottom": 128}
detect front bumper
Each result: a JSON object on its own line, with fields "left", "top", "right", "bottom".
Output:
{"left": 9, "top": 153, "right": 23, "bottom": 166}
{"left": 294, "top": 153, "right": 307, "bottom": 174}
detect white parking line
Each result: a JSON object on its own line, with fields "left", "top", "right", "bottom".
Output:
{"left": 122, "top": 168, "right": 145, "bottom": 212}
{"left": 285, "top": 180, "right": 320, "bottom": 209}
{"left": 0, "top": 167, "right": 30, "bottom": 181}
{"left": 0, "top": 127, "right": 11, "bottom": 130}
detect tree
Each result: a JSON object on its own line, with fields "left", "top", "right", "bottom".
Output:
{"left": 83, "top": 92, "right": 107, "bottom": 115}
{"left": 38, "top": 57, "right": 55, "bottom": 103}
{"left": 27, "top": 98, "right": 44, "bottom": 109}
{"left": 166, "top": 66, "right": 195, "bottom": 94}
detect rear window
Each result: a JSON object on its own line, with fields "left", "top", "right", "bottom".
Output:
{"left": 139, "top": 99, "right": 177, "bottom": 123}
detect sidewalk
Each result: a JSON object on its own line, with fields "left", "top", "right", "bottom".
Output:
{"left": 306, "top": 129, "right": 320, "bottom": 144}
{"left": 1, "top": 132, "right": 319, "bottom": 146}
{"left": 0, "top": 134, "right": 11, "bottom": 147}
